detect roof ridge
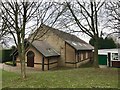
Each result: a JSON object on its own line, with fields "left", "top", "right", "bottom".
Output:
{"left": 41, "top": 24, "right": 88, "bottom": 44}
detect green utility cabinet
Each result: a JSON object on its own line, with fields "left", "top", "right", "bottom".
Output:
{"left": 98, "top": 55, "right": 107, "bottom": 65}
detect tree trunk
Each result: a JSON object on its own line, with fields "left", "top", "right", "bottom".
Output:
{"left": 93, "top": 36, "right": 99, "bottom": 68}
{"left": 18, "top": 47, "right": 26, "bottom": 79}
{"left": 21, "top": 56, "right": 26, "bottom": 79}
{"left": 21, "top": 38, "right": 26, "bottom": 78}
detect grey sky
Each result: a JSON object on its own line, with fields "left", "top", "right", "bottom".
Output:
{"left": 1, "top": 0, "right": 120, "bottom": 48}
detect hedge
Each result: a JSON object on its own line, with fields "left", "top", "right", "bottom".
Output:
{"left": 0, "top": 49, "right": 13, "bottom": 63}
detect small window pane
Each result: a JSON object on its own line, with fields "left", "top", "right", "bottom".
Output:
{"left": 112, "top": 53, "right": 118, "bottom": 60}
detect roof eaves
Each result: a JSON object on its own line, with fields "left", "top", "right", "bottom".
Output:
{"left": 65, "top": 40, "right": 94, "bottom": 51}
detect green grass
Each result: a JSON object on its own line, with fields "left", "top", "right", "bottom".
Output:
{"left": 0, "top": 69, "right": 2, "bottom": 89}
{"left": 1, "top": 68, "right": 119, "bottom": 88}
{"left": 0, "top": 50, "right": 2, "bottom": 58}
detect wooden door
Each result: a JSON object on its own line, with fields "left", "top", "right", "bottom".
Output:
{"left": 27, "top": 51, "right": 34, "bottom": 67}
{"left": 108, "top": 53, "right": 111, "bottom": 67}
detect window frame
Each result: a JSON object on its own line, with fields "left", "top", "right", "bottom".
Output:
{"left": 111, "top": 53, "right": 119, "bottom": 61}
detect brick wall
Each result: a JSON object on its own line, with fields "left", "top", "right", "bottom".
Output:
{"left": 16, "top": 46, "right": 58, "bottom": 70}
{"left": 40, "top": 31, "right": 66, "bottom": 66}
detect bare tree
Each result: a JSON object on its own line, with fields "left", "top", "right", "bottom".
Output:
{"left": 0, "top": 0, "right": 65, "bottom": 78}
{"left": 105, "top": 1, "right": 120, "bottom": 39}
{"left": 0, "top": 8, "right": 11, "bottom": 47}
{"left": 63, "top": 0, "right": 105, "bottom": 67}
{"left": 105, "top": 1, "right": 120, "bottom": 31}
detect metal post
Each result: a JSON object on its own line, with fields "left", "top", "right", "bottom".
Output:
{"left": 48, "top": 59, "right": 49, "bottom": 70}
{"left": 42, "top": 56, "right": 44, "bottom": 71}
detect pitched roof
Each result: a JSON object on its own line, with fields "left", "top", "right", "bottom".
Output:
{"left": 31, "top": 24, "right": 94, "bottom": 51}
{"left": 11, "top": 40, "right": 60, "bottom": 57}
{"left": 40, "top": 24, "right": 94, "bottom": 50}
{"left": 40, "top": 24, "right": 88, "bottom": 44}
{"left": 31, "top": 40, "right": 60, "bottom": 57}
{"left": 66, "top": 40, "right": 94, "bottom": 51}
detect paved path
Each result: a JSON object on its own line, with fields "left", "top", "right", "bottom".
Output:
{"left": 0, "top": 63, "right": 42, "bottom": 73}
{"left": 0, "top": 63, "right": 3, "bottom": 69}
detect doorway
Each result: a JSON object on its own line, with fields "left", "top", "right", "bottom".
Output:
{"left": 27, "top": 51, "right": 35, "bottom": 67}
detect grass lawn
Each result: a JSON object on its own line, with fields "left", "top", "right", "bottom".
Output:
{"left": 0, "top": 69, "right": 2, "bottom": 89}
{"left": 1, "top": 68, "right": 119, "bottom": 88}
{"left": 0, "top": 50, "right": 2, "bottom": 59}
{"left": 0, "top": 52, "right": 2, "bottom": 58}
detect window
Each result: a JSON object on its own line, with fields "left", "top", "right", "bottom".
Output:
{"left": 78, "top": 43, "right": 82, "bottom": 46}
{"left": 79, "top": 53, "right": 81, "bottom": 61}
{"left": 77, "top": 52, "right": 80, "bottom": 62}
{"left": 112, "top": 53, "right": 118, "bottom": 61}
{"left": 72, "top": 42, "right": 77, "bottom": 46}
{"left": 86, "top": 52, "right": 88, "bottom": 59}
{"left": 83, "top": 44, "right": 87, "bottom": 47}
{"left": 81, "top": 53, "right": 83, "bottom": 60}
{"left": 77, "top": 52, "right": 81, "bottom": 62}
{"left": 83, "top": 52, "right": 86, "bottom": 60}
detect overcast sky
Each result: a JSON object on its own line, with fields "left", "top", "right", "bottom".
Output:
{"left": 1, "top": 0, "right": 120, "bottom": 48}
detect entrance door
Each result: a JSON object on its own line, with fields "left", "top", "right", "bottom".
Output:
{"left": 108, "top": 53, "right": 111, "bottom": 67}
{"left": 27, "top": 51, "right": 35, "bottom": 67}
